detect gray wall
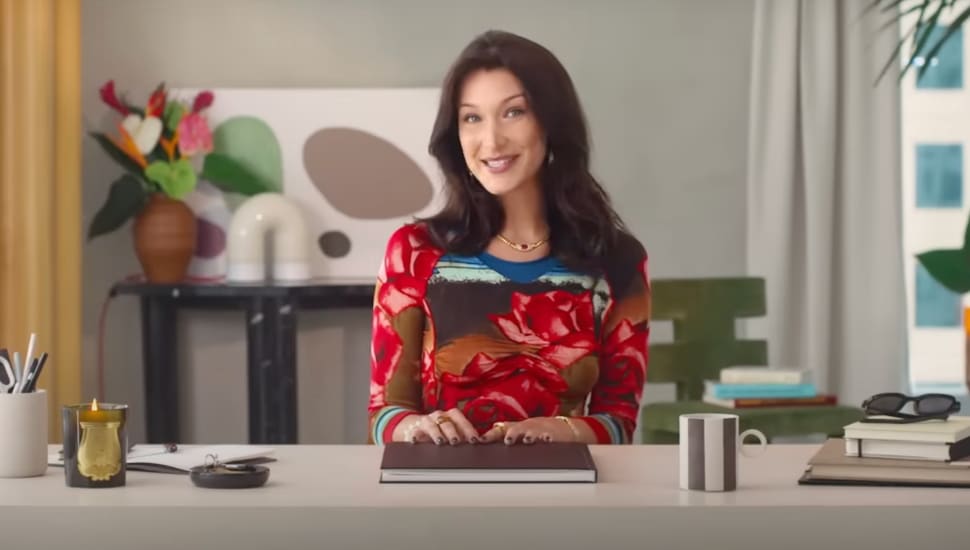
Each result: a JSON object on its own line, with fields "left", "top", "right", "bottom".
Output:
{"left": 81, "top": 0, "right": 755, "bottom": 444}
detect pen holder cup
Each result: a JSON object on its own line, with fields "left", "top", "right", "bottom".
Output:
{"left": 0, "top": 389, "right": 49, "bottom": 478}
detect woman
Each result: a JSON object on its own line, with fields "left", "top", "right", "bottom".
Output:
{"left": 369, "top": 30, "right": 650, "bottom": 446}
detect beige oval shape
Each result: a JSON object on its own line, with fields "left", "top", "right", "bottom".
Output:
{"left": 303, "top": 127, "right": 434, "bottom": 219}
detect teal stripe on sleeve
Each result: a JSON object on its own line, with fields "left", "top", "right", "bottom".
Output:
{"left": 373, "top": 406, "right": 411, "bottom": 445}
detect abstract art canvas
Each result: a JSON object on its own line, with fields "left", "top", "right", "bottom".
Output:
{"left": 176, "top": 88, "right": 444, "bottom": 283}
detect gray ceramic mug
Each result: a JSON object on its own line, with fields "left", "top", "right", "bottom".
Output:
{"left": 679, "top": 413, "right": 767, "bottom": 491}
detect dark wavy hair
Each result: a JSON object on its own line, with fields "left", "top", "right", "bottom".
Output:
{"left": 422, "top": 30, "right": 627, "bottom": 272}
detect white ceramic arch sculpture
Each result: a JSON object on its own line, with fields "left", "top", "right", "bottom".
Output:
{"left": 226, "top": 193, "right": 311, "bottom": 282}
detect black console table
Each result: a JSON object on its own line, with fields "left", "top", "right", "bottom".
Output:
{"left": 111, "top": 280, "right": 374, "bottom": 444}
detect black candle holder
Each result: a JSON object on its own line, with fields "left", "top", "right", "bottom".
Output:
{"left": 62, "top": 402, "right": 127, "bottom": 488}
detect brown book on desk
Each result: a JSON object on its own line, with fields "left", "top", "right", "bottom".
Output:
{"left": 798, "top": 438, "right": 970, "bottom": 488}
{"left": 379, "top": 442, "right": 597, "bottom": 483}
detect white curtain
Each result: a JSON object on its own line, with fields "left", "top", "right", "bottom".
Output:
{"left": 747, "top": 0, "right": 906, "bottom": 405}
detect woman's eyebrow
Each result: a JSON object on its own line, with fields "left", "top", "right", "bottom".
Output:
{"left": 459, "top": 93, "right": 525, "bottom": 109}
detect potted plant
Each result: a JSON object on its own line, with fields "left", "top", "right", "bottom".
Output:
{"left": 89, "top": 80, "right": 272, "bottom": 283}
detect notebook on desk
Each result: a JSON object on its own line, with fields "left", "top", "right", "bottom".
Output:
{"left": 379, "top": 442, "right": 597, "bottom": 483}
{"left": 49, "top": 445, "right": 276, "bottom": 474}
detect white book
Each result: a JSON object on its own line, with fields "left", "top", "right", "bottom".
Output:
{"left": 719, "top": 366, "right": 808, "bottom": 384}
{"left": 843, "top": 437, "right": 965, "bottom": 462}
{"left": 842, "top": 416, "right": 970, "bottom": 444}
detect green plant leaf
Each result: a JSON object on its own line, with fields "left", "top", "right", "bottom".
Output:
{"left": 201, "top": 152, "right": 274, "bottom": 196}
{"left": 961, "top": 212, "right": 970, "bottom": 253}
{"left": 145, "top": 159, "right": 197, "bottom": 199}
{"left": 89, "top": 132, "right": 143, "bottom": 175}
{"left": 916, "top": 249, "right": 970, "bottom": 294}
{"left": 87, "top": 174, "right": 148, "bottom": 240}
{"left": 903, "top": 2, "right": 946, "bottom": 81}
{"left": 164, "top": 101, "right": 187, "bottom": 132}
{"left": 874, "top": 4, "right": 926, "bottom": 83}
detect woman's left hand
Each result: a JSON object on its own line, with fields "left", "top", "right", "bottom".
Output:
{"left": 478, "top": 416, "right": 577, "bottom": 445}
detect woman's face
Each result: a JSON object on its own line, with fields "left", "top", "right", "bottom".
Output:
{"left": 457, "top": 68, "right": 547, "bottom": 197}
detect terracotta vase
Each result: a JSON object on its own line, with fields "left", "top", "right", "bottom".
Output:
{"left": 133, "top": 194, "right": 197, "bottom": 283}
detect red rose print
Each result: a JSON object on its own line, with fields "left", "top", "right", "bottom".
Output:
{"left": 489, "top": 290, "right": 597, "bottom": 370}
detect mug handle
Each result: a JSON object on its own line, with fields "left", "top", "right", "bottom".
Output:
{"left": 738, "top": 428, "right": 767, "bottom": 458}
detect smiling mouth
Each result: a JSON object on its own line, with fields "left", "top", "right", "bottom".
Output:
{"left": 481, "top": 156, "right": 517, "bottom": 173}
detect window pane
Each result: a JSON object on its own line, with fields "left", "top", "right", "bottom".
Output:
{"left": 916, "top": 143, "right": 963, "bottom": 208}
{"left": 916, "top": 263, "right": 961, "bottom": 327}
{"left": 916, "top": 25, "right": 963, "bottom": 89}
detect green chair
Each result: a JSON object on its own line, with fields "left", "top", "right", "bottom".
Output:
{"left": 640, "top": 278, "right": 864, "bottom": 444}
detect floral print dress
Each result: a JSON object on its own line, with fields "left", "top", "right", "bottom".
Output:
{"left": 369, "top": 224, "right": 651, "bottom": 444}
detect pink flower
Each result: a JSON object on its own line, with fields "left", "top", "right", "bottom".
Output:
{"left": 176, "top": 112, "right": 213, "bottom": 157}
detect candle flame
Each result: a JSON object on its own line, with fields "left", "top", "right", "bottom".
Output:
{"left": 91, "top": 398, "right": 99, "bottom": 411}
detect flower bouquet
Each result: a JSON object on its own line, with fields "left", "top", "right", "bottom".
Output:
{"left": 89, "top": 80, "right": 272, "bottom": 281}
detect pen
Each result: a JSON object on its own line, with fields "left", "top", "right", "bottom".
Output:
{"left": 24, "top": 352, "right": 48, "bottom": 393}
{"left": 19, "top": 356, "right": 39, "bottom": 394}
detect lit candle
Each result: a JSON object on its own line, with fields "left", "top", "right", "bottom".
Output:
{"left": 62, "top": 399, "right": 127, "bottom": 488}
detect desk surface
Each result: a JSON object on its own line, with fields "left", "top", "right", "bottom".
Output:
{"left": 2, "top": 445, "right": 968, "bottom": 550}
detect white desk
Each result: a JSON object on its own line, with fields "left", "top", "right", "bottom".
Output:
{"left": 1, "top": 445, "right": 968, "bottom": 550}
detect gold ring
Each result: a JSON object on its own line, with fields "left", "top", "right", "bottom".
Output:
{"left": 493, "top": 421, "right": 507, "bottom": 434}
{"left": 434, "top": 415, "right": 453, "bottom": 426}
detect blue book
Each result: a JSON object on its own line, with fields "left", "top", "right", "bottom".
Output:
{"left": 704, "top": 381, "right": 817, "bottom": 399}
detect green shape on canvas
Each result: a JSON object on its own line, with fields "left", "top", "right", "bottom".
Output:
{"left": 211, "top": 116, "right": 283, "bottom": 192}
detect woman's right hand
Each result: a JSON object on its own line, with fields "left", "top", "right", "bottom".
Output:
{"left": 395, "top": 408, "right": 481, "bottom": 445}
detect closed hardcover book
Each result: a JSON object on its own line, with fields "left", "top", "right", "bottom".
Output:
{"left": 719, "top": 366, "right": 808, "bottom": 385}
{"left": 842, "top": 416, "right": 970, "bottom": 444}
{"left": 704, "top": 380, "right": 816, "bottom": 399}
{"left": 379, "top": 442, "right": 597, "bottom": 483}
{"left": 702, "top": 393, "right": 837, "bottom": 408}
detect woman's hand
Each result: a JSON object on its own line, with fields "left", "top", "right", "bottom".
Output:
{"left": 396, "top": 408, "right": 480, "bottom": 445}
{"left": 479, "top": 416, "right": 580, "bottom": 445}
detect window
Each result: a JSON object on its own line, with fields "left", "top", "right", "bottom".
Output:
{"left": 901, "top": 16, "right": 969, "bottom": 397}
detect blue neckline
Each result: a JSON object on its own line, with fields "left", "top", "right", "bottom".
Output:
{"left": 477, "top": 252, "right": 561, "bottom": 283}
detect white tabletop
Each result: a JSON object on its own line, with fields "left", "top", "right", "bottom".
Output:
{"left": 1, "top": 444, "right": 968, "bottom": 549}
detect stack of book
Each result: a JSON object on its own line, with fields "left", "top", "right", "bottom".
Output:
{"left": 702, "top": 366, "right": 835, "bottom": 408}
{"left": 800, "top": 417, "right": 970, "bottom": 487}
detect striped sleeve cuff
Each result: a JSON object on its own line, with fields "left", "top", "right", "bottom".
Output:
{"left": 576, "top": 414, "right": 628, "bottom": 444}
{"left": 371, "top": 406, "right": 417, "bottom": 445}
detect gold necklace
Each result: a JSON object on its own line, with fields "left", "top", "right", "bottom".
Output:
{"left": 497, "top": 234, "right": 549, "bottom": 252}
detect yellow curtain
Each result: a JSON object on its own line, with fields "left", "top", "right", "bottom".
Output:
{"left": 0, "top": 0, "right": 82, "bottom": 441}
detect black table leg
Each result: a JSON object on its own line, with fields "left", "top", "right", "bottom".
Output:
{"left": 141, "top": 296, "right": 178, "bottom": 443}
{"left": 246, "top": 297, "right": 271, "bottom": 444}
{"left": 271, "top": 297, "right": 298, "bottom": 444}
{"left": 246, "top": 297, "right": 298, "bottom": 444}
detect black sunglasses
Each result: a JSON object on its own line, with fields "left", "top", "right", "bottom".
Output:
{"left": 860, "top": 392, "right": 961, "bottom": 423}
